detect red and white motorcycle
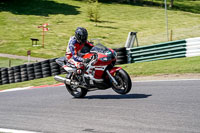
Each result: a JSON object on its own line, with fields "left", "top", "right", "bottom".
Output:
{"left": 54, "top": 44, "right": 132, "bottom": 98}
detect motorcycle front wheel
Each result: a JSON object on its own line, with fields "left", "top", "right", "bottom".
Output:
{"left": 111, "top": 69, "right": 132, "bottom": 94}
{"left": 65, "top": 84, "right": 87, "bottom": 98}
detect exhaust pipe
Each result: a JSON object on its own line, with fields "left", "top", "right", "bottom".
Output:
{"left": 54, "top": 75, "right": 72, "bottom": 85}
{"left": 54, "top": 75, "right": 66, "bottom": 83}
{"left": 54, "top": 75, "right": 87, "bottom": 88}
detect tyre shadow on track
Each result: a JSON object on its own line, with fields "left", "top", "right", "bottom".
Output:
{"left": 84, "top": 93, "right": 152, "bottom": 99}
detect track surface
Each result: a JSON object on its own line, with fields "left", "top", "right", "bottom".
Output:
{"left": 0, "top": 80, "right": 200, "bottom": 133}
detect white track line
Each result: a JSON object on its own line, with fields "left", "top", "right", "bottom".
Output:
{"left": 0, "top": 83, "right": 65, "bottom": 93}
{"left": 0, "top": 128, "right": 41, "bottom": 133}
{"left": 0, "top": 86, "right": 33, "bottom": 93}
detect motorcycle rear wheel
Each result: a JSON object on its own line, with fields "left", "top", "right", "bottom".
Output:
{"left": 65, "top": 84, "right": 87, "bottom": 98}
{"left": 111, "top": 69, "right": 132, "bottom": 94}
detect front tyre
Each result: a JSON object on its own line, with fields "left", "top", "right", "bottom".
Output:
{"left": 111, "top": 69, "right": 132, "bottom": 94}
{"left": 65, "top": 84, "right": 87, "bottom": 98}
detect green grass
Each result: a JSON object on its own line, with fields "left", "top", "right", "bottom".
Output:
{"left": 0, "top": 0, "right": 200, "bottom": 58}
{"left": 0, "top": 56, "right": 200, "bottom": 90}
{"left": 0, "top": 76, "right": 60, "bottom": 91}
{"left": 0, "top": 57, "right": 34, "bottom": 68}
{"left": 151, "top": 0, "right": 200, "bottom": 14}
{"left": 121, "top": 56, "right": 200, "bottom": 76}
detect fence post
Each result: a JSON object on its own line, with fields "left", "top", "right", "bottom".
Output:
{"left": 170, "top": 30, "right": 173, "bottom": 41}
{"left": 126, "top": 48, "right": 132, "bottom": 64}
{"left": 9, "top": 59, "right": 11, "bottom": 67}
{"left": 125, "top": 32, "right": 138, "bottom": 48}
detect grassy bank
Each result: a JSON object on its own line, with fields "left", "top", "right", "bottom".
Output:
{"left": 121, "top": 56, "right": 200, "bottom": 76}
{"left": 0, "top": 57, "right": 34, "bottom": 68}
{"left": 0, "top": 76, "right": 59, "bottom": 91}
{"left": 151, "top": 0, "right": 200, "bottom": 14}
{"left": 0, "top": 0, "right": 200, "bottom": 58}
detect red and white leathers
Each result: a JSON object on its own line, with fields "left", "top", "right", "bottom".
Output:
{"left": 66, "top": 36, "right": 94, "bottom": 62}
{"left": 59, "top": 36, "right": 94, "bottom": 73}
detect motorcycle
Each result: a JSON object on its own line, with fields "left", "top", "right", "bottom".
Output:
{"left": 54, "top": 44, "right": 132, "bottom": 98}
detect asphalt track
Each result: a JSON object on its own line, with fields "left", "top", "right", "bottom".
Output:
{"left": 0, "top": 79, "right": 200, "bottom": 133}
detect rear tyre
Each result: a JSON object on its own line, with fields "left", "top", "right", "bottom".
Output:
{"left": 65, "top": 84, "right": 87, "bottom": 98}
{"left": 111, "top": 69, "right": 132, "bottom": 94}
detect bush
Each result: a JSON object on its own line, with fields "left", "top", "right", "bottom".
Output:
{"left": 87, "top": 0, "right": 100, "bottom": 22}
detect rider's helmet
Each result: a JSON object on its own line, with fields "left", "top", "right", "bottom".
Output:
{"left": 75, "top": 27, "right": 88, "bottom": 44}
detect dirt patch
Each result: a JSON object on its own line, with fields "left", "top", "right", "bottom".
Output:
{"left": 131, "top": 73, "right": 200, "bottom": 81}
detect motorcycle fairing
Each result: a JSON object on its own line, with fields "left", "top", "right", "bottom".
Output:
{"left": 109, "top": 67, "right": 122, "bottom": 76}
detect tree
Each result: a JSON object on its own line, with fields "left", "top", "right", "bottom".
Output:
{"left": 87, "top": 0, "right": 101, "bottom": 22}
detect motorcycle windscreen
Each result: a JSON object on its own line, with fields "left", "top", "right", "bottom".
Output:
{"left": 90, "top": 43, "right": 111, "bottom": 54}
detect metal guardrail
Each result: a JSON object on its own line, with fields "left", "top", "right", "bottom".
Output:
{"left": 126, "top": 37, "right": 200, "bottom": 63}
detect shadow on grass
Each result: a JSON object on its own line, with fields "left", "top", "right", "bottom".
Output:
{"left": 85, "top": 93, "right": 152, "bottom": 99}
{"left": 96, "top": 25, "right": 118, "bottom": 29}
{"left": 76, "top": 0, "right": 200, "bottom": 14}
{"left": 0, "top": 0, "right": 80, "bottom": 16}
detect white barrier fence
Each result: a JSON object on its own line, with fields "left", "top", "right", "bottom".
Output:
{"left": 186, "top": 37, "right": 200, "bottom": 57}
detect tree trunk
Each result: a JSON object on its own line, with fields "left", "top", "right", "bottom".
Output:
{"left": 170, "top": 0, "right": 174, "bottom": 8}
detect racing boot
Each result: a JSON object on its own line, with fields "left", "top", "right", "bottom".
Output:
{"left": 63, "top": 65, "right": 72, "bottom": 79}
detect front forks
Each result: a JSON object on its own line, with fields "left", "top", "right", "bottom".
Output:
{"left": 106, "top": 70, "right": 118, "bottom": 85}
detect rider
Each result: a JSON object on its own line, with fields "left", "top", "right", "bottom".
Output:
{"left": 56, "top": 27, "right": 94, "bottom": 78}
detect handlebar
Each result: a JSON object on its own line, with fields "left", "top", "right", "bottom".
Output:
{"left": 84, "top": 52, "right": 98, "bottom": 67}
